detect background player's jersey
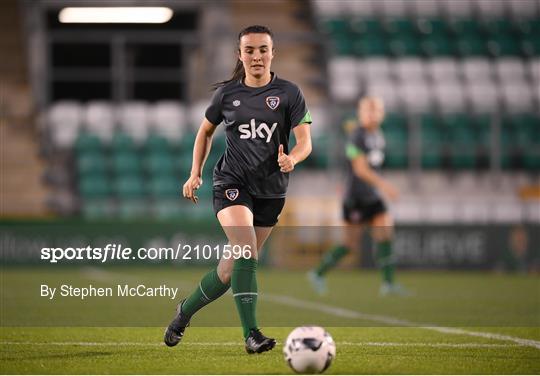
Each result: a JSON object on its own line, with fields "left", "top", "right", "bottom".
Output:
{"left": 205, "top": 73, "right": 311, "bottom": 198}
{"left": 345, "top": 126, "right": 386, "bottom": 204}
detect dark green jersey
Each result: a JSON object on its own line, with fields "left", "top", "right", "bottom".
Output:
{"left": 345, "top": 126, "right": 385, "bottom": 204}
{"left": 205, "top": 73, "right": 311, "bottom": 198}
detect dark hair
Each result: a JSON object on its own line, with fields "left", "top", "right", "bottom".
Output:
{"left": 212, "top": 25, "right": 274, "bottom": 90}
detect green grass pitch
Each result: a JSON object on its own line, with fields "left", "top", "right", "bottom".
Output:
{"left": 1, "top": 267, "right": 539, "bottom": 374}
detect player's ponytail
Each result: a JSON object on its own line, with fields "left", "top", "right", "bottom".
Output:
{"left": 212, "top": 25, "right": 273, "bottom": 90}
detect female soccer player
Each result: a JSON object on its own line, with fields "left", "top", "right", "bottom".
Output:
{"left": 164, "top": 25, "right": 312, "bottom": 354}
{"left": 309, "top": 96, "right": 404, "bottom": 296}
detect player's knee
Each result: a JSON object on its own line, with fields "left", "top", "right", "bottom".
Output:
{"left": 218, "top": 268, "right": 232, "bottom": 284}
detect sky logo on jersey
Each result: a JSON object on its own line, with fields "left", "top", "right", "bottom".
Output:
{"left": 265, "top": 96, "right": 280, "bottom": 110}
{"left": 225, "top": 189, "right": 239, "bottom": 201}
{"left": 238, "top": 119, "right": 277, "bottom": 143}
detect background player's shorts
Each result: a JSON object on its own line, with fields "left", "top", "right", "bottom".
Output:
{"left": 213, "top": 185, "right": 286, "bottom": 227}
{"left": 342, "top": 197, "right": 387, "bottom": 224}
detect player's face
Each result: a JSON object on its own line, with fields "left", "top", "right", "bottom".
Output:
{"left": 358, "top": 100, "right": 385, "bottom": 129}
{"left": 239, "top": 33, "right": 274, "bottom": 79}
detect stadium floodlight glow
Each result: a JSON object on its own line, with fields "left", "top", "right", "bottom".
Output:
{"left": 58, "top": 7, "right": 173, "bottom": 24}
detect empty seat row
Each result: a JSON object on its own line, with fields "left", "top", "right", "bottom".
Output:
{"left": 48, "top": 101, "right": 331, "bottom": 148}
{"left": 332, "top": 77, "right": 539, "bottom": 113}
{"left": 313, "top": 0, "right": 540, "bottom": 18}
{"left": 375, "top": 112, "right": 540, "bottom": 170}
{"left": 322, "top": 18, "right": 540, "bottom": 38}
{"left": 48, "top": 100, "right": 210, "bottom": 148}
{"left": 327, "top": 25, "right": 540, "bottom": 57}
{"left": 329, "top": 57, "right": 540, "bottom": 84}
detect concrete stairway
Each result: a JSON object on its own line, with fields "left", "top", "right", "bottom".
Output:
{"left": 228, "top": 0, "right": 326, "bottom": 105}
{"left": 0, "top": 0, "right": 49, "bottom": 217}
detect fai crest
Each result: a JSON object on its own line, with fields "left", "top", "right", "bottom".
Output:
{"left": 265, "top": 96, "right": 280, "bottom": 110}
{"left": 225, "top": 189, "right": 239, "bottom": 201}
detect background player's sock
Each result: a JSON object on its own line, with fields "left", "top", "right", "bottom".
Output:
{"left": 181, "top": 268, "right": 230, "bottom": 317}
{"left": 314, "top": 245, "right": 349, "bottom": 276}
{"left": 376, "top": 240, "right": 395, "bottom": 284}
{"left": 232, "top": 257, "right": 258, "bottom": 339}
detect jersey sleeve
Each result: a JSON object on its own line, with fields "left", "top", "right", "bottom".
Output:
{"left": 204, "top": 87, "right": 224, "bottom": 126}
{"left": 345, "top": 129, "right": 367, "bottom": 160}
{"left": 288, "top": 84, "right": 312, "bottom": 128}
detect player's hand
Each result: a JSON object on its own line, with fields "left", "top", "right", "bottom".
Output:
{"left": 380, "top": 182, "right": 399, "bottom": 202}
{"left": 277, "top": 144, "right": 296, "bottom": 173}
{"left": 182, "top": 174, "right": 202, "bottom": 204}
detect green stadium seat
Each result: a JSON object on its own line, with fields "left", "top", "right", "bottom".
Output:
{"left": 321, "top": 18, "right": 350, "bottom": 36}
{"left": 516, "top": 19, "right": 540, "bottom": 36}
{"left": 176, "top": 147, "right": 193, "bottom": 176}
{"left": 384, "top": 113, "right": 408, "bottom": 131}
{"left": 332, "top": 37, "right": 354, "bottom": 56}
{"left": 385, "top": 19, "right": 416, "bottom": 36}
{"left": 81, "top": 199, "right": 116, "bottom": 219}
{"left": 111, "top": 132, "right": 136, "bottom": 153}
{"left": 448, "top": 124, "right": 477, "bottom": 169}
{"left": 196, "top": 175, "right": 213, "bottom": 201}
{"left": 310, "top": 135, "right": 331, "bottom": 169}
{"left": 179, "top": 132, "right": 196, "bottom": 153}
{"left": 472, "top": 114, "right": 492, "bottom": 147}
{"left": 384, "top": 127, "right": 408, "bottom": 169}
{"left": 117, "top": 199, "right": 148, "bottom": 219}
{"left": 483, "top": 19, "right": 515, "bottom": 36}
{"left": 457, "top": 36, "right": 489, "bottom": 56}
{"left": 503, "top": 114, "right": 539, "bottom": 148}
{"left": 111, "top": 152, "right": 141, "bottom": 176}
{"left": 77, "top": 152, "right": 107, "bottom": 175}
{"left": 421, "top": 114, "right": 444, "bottom": 168}
{"left": 521, "top": 35, "right": 540, "bottom": 56}
{"left": 422, "top": 35, "right": 456, "bottom": 56}
{"left": 416, "top": 19, "right": 449, "bottom": 36}
{"left": 79, "top": 175, "right": 111, "bottom": 198}
{"left": 75, "top": 133, "right": 102, "bottom": 153}
{"left": 488, "top": 35, "right": 522, "bottom": 56}
{"left": 113, "top": 175, "right": 146, "bottom": 198}
{"left": 145, "top": 152, "right": 176, "bottom": 175}
{"left": 524, "top": 150, "right": 540, "bottom": 171}
{"left": 353, "top": 36, "right": 389, "bottom": 56}
{"left": 147, "top": 176, "right": 179, "bottom": 198}
{"left": 145, "top": 134, "right": 170, "bottom": 153}
{"left": 389, "top": 35, "right": 422, "bottom": 56}
{"left": 451, "top": 19, "right": 483, "bottom": 37}
{"left": 350, "top": 18, "right": 385, "bottom": 37}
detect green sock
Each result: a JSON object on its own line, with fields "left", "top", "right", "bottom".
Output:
{"left": 376, "top": 240, "right": 394, "bottom": 284}
{"left": 231, "top": 258, "right": 258, "bottom": 339}
{"left": 315, "top": 245, "right": 349, "bottom": 276}
{"left": 181, "top": 268, "right": 230, "bottom": 317}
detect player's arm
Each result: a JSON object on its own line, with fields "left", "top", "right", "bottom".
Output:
{"left": 278, "top": 123, "right": 312, "bottom": 173}
{"left": 350, "top": 154, "right": 399, "bottom": 201}
{"left": 183, "top": 118, "right": 217, "bottom": 203}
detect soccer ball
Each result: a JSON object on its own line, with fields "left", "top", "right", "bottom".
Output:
{"left": 283, "top": 326, "right": 336, "bottom": 374}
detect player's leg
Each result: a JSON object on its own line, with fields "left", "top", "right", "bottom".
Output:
{"left": 236, "top": 198, "right": 284, "bottom": 353}
{"left": 370, "top": 211, "right": 404, "bottom": 295}
{"left": 164, "top": 187, "right": 251, "bottom": 347}
{"left": 309, "top": 199, "right": 363, "bottom": 294}
{"left": 217, "top": 204, "right": 262, "bottom": 342}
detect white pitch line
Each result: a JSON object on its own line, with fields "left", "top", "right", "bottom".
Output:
{"left": 0, "top": 341, "right": 524, "bottom": 348}
{"left": 263, "top": 293, "right": 540, "bottom": 350}
{"left": 79, "top": 268, "right": 540, "bottom": 350}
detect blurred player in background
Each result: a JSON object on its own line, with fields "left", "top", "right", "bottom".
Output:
{"left": 309, "top": 96, "right": 405, "bottom": 296}
{"left": 164, "top": 25, "right": 312, "bottom": 353}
